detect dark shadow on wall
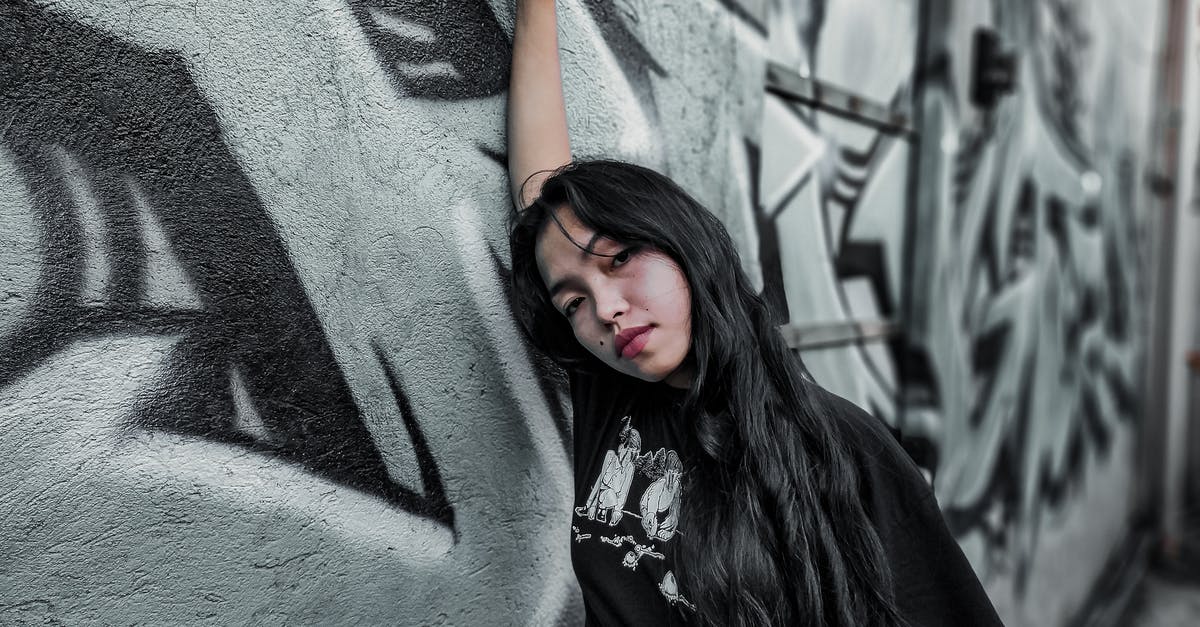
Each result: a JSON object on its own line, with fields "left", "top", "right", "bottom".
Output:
{"left": 0, "top": 1, "right": 452, "bottom": 530}
{"left": 715, "top": 0, "right": 769, "bottom": 36}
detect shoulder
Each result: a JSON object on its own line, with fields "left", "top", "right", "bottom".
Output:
{"left": 807, "top": 384, "right": 1008, "bottom": 626}
{"left": 803, "top": 383, "right": 938, "bottom": 509}
{"left": 807, "top": 384, "right": 899, "bottom": 447}
{"left": 805, "top": 384, "right": 905, "bottom": 466}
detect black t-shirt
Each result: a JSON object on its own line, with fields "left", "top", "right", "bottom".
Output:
{"left": 567, "top": 371, "right": 1005, "bottom": 627}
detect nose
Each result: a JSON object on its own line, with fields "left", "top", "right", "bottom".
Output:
{"left": 593, "top": 283, "right": 629, "bottom": 325}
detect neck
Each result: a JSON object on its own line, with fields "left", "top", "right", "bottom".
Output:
{"left": 663, "top": 359, "right": 694, "bottom": 389}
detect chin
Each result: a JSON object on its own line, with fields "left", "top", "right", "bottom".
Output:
{"left": 600, "top": 351, "right": 686, "bottom": 383}
{"left": 634, "top": 359, "right": 687, "bottom": 384}
{"left": 621, "top": 367, "right": 661, "bottom": 383}
{"left": 612, "top": 360, "right": 667, "bottom": 383}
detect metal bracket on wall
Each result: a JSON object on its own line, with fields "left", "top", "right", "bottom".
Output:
{"left": 779, "top": 319, "right": 898, "bottom": 351}
{"left": 969, "top": 28, "right": 1017, "bottom": 111}
{"left": 765, "top": 61, "right": 917, "bottom": 140}
{"left": 969, "top": 28, "right": 1017, "bottom": 110}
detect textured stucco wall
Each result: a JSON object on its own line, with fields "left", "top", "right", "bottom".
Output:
{"left": 0, "top": 1, "right": 763, "bottom": 624}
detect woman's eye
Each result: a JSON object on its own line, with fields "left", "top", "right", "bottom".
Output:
{"left": 563, "top": 297, "right": 584, "bottom": 317}
{"left": 612, "top": 247, "right": 638, "bottom": 267}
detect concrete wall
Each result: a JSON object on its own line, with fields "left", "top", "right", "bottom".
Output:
{"left": 0, "top": 1, "right": 763, "bottom": 624}
{"left": 760, "top": 1, "right": 1163, "bottom": 625}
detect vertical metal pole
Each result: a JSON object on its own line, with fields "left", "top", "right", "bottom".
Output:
{"left": 1142, "top": 0, "right": 1195, "bottom": 558}
{"left": 1163, "top": 0, "right": 1200, "bottom": 555}
{"left": 898, "top": 0, "right": 943, "bottom": 434}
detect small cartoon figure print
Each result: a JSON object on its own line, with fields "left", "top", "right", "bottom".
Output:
{"left": 572, "top": 526, "right": 592, "bottom": 543}
{"left": 621, "top": 544, "right": 665, "bottom": 570}
{"left": 658, "top": 571, "right": 697, "bottom": 612}
{"left": 577, "top": 416, "right": 641, "bottom": 525}
{"left": 639, "top": 449, "right": 683, "bottom": 541}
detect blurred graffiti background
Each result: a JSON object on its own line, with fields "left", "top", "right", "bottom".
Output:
{"left": 1, "top": 0, "right": 1198, "bottom": 625}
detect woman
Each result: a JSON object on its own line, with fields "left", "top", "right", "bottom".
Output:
{"left": 506, "top": 2, "right": 1005, "bottom": 626}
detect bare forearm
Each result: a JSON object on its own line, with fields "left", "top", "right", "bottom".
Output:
{"left": 508, "top": 0, "right": 571, "bottom": 208}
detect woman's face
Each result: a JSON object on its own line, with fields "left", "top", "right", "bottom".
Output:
{"left": 534, "top": 206, "right": 693, "bottom": 388}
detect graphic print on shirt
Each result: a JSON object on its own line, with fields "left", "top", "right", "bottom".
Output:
{"left": 579, "top": 416, "right": 641, "bottom": 525}
{"left": 574, "top": 415, "right": 695, "bottom": 613}
{"left": 659, "top": 571, "right": 697, "bottom": 612}
{"left": 638, "top": 449, "right": 682, "bottom": 541}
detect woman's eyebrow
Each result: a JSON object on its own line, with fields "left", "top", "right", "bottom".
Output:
{"left": 581, "top": 232, "right": 604, "bottom": 255}
{"left": 548, "top": 274, "right": 580, "bottom": 298}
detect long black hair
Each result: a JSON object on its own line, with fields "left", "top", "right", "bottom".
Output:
{"left": 507, "top": 159, "right": 905, "bottom": 626}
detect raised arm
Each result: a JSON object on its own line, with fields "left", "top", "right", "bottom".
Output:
{"left": 508, "top": 0, "right": 572, "bottom": 209}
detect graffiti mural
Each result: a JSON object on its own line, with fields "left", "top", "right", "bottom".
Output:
{"left": 759, "top": 0, "right": 918, "bottom": 438}
{"left": 761, "top": 0, "right": 1159, "bottom": 625}
{"left": 915, "top": 3, "right": 1159, "bottom": 623}
{"left": 0, "top": 0, "right": 454, "bottom": 527}
{"left": 0, "top": 0, "right": 762, "bottom": 624}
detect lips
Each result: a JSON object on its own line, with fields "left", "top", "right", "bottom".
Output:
{"left": 614, "top": 325, "right": 653, "bottom": 359}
